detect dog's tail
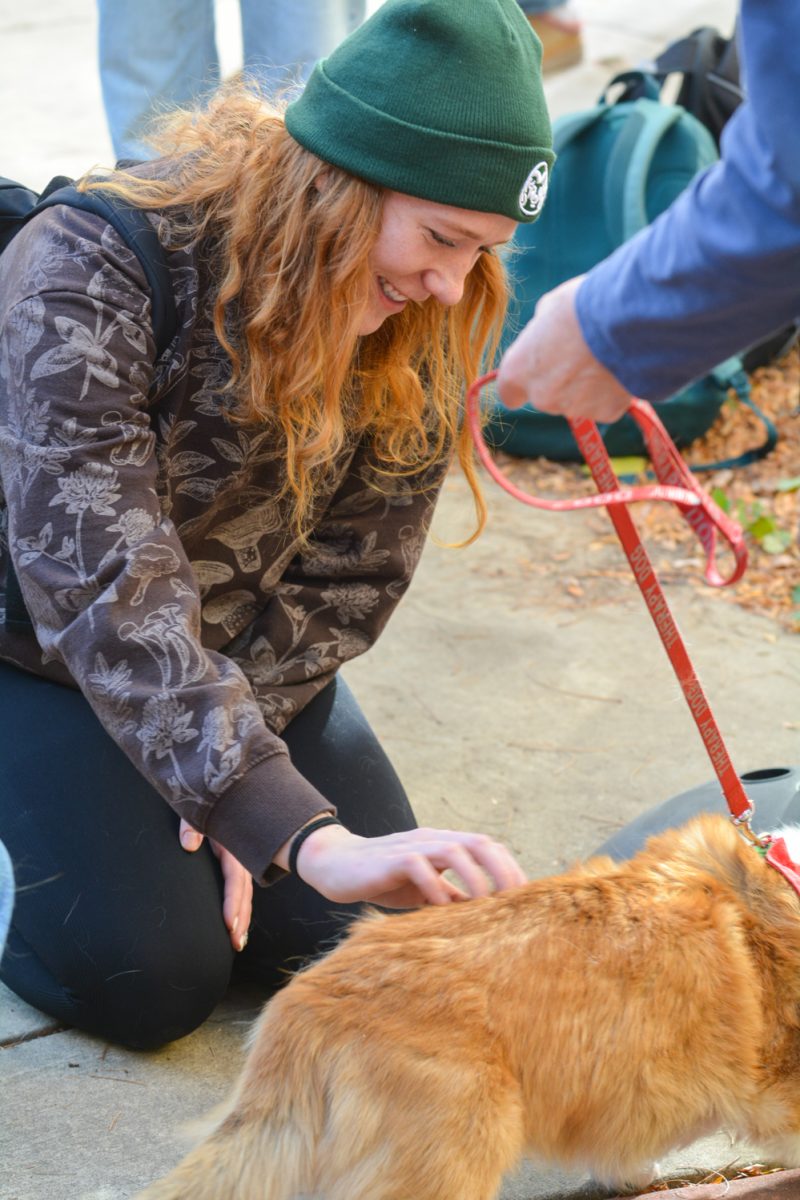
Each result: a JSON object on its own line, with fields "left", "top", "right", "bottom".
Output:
{"left": 134, "top": 987, "right": 334, "bottom": 1199}
{"left": 133, "top": 1111, "right": 315, "bottom": 1200}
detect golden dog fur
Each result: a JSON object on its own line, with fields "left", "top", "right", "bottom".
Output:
{"left": 137, "top": 814, "right": 800, "bottom": 1199}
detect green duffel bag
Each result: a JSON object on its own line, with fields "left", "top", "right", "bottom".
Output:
{"left": 487, "top": 71, "right": 728, "bottom": 460}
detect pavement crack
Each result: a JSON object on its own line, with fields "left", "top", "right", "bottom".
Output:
{"left": 0, "top": 1023, "right": 69, "bottom": 1049}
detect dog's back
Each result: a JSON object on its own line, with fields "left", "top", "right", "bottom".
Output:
{"left": 136, "top": 815, "right": 800, "bottom": 1199}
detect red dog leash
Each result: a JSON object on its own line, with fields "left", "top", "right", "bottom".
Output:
{"left": 465, "top": 371, "right": 785, "bottom": 860}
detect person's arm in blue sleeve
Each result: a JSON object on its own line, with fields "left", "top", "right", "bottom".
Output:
{"left": 497, "top": 0, "right": 800, "bottom": 420}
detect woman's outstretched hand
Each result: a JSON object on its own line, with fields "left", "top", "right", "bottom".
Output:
{"left": 179, "top": 819, "right": 253, "bottom": 952}
{"left": 284, "top": 823, "right": 528, "bottom": 908}
{"left": 179, "top": 818, "right": 528, "bottom": 951}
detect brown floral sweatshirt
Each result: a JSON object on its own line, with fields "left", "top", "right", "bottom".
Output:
{"left": 0, "top": 204, "right": 447, "bottom": 881}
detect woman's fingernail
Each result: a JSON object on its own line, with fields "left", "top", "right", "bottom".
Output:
{"left": 231, "top": 916, "right": 239, "bottom": 934}
{"left": 237, "top": 930, "right": 249, "bottom": 952}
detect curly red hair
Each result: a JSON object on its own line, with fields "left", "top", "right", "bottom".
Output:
{"left": 84, "top": 87, "right": 510, "bottom": 542}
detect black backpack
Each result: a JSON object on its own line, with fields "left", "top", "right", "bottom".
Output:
{"left": 0, "top": 175, "right": 177, "bottom": 359}
{"left": 630, "top": 24, "right": 744, "bottom": 148}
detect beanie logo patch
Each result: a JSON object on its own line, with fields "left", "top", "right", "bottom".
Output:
{"left": 519, "top": 162, "right": 549, "bottom": 218}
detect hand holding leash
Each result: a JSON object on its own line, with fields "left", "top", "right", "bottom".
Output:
{"left": 495, "top": 277, "right": 632, "bottom": 424}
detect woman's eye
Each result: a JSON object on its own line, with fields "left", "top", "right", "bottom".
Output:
{"left": 429, "top": 229, "right": 456, "bottom": 247}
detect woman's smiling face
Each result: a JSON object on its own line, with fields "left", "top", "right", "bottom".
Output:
{"left": 358, "top": 192, "right": 517, "bottom": 336}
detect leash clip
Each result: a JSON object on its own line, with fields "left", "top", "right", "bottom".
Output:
{"left": 731, "top": 809, "right": 764, "bottom": 847}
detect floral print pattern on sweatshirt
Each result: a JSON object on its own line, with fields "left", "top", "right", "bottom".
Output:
{"left": 0, "top": 204, "right": 446, "bottom": 880}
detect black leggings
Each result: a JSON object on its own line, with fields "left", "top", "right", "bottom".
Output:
{"left": 0, "top": 663, "right": 415, "bottom": 1049}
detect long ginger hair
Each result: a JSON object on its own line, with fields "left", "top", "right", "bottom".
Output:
{"left": 83, "top": 88, "right": 509, "bottom": 542}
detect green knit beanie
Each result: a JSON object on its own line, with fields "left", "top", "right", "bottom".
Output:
{"left": 284, "top": 0, "right": 554, "bottom": 223}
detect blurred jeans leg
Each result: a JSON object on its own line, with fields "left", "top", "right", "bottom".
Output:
{"left": 240, "top": 0, "right": 367, "bottom": 94}
{"left": 518, "top": 0, "right": 583, "bottom": 71}
{"left": 98, "top": 0, "right": 220, "bottom": 161}
{"left": 0, "top": 839, "right": 13, "bottom": 958}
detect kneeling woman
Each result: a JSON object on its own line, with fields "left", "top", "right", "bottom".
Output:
{"left": 0, "top": 0, "right": 553, "bottom": 1048}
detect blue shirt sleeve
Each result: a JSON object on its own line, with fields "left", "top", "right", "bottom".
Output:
{"left": 575, "top": 0, "right": 800, "bottom": 401}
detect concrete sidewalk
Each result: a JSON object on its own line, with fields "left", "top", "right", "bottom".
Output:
{"left": 5, "top": 1, "right": 800, "bottom": 1198}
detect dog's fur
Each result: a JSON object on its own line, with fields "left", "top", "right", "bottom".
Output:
{"left": 136, "top": 815, "right": 800, "bottom": 1199}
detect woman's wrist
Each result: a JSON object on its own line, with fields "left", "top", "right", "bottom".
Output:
{"left": 294, "top": 820, "right": 353, "bottom": 887}
{"left": 273, "top": 815, "right": 347, "bottom": 876}
{"left": 287, "top": 815, "right": 342, "bottom": 874}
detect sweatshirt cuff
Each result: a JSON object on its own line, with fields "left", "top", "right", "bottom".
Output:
{"left": 203, "top": 750, "right": 336, "bottom": 884}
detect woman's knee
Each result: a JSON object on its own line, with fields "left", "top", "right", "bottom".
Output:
{"left": 100, "top": 939, "right": 235, "bottom": 1049}
{"left": 2, "top": 920, "right": 234, "bottom": 1050}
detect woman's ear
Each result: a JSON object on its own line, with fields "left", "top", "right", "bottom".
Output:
{"left": 314, "top": 171, "right": 331, "bottom": 193}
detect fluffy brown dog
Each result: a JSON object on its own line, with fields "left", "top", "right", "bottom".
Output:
{"left": 136, "top": 814, "right": 800, "bottom": 1199}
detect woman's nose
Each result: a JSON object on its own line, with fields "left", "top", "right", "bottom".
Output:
{"left": 422, "top": 263, "right": 468, "bottom": 308}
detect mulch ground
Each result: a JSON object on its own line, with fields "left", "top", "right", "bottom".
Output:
{"left": 489, "top": 345, "right": 800, "bottom": 633}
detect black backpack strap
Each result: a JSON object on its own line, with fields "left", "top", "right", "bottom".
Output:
{"left": 31, "top": 185, "right": 178, "bottom": 360}
{"left": 601, "top": 69, "right": 662, "bottom": 106}
{"left": 37, "top": 175, "right": 74, "bottom": 201}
